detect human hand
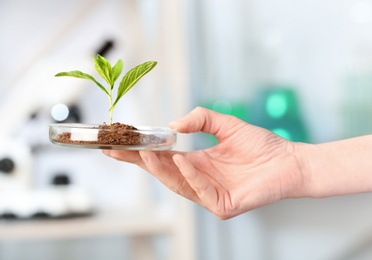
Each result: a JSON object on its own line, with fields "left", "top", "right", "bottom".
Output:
{"left": 103, "top": 107, "right": 306, "bottom": 219}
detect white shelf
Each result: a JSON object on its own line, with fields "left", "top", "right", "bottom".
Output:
{"left": 0, "top": 209, "right": 184, "bottom": 260}
{"left": 0, "top": 209, "right": 173, "bottom": 241}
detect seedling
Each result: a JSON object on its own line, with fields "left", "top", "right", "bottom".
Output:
{"left": 55, "top": 54, "right": 157, "bottom": 125}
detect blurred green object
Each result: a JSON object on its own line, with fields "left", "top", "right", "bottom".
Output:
{"left": 198, "top": 87, "right": 309, "bottom": 146}
{"left": 341, "top": 73, "right": 372, "bottom": 138}
{"left": 249, "top": 86, "right": 309, "bottom": 142}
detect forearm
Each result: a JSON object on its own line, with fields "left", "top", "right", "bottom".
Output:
{"left": 297, "top": 135, "right": 372, "bottom": 198}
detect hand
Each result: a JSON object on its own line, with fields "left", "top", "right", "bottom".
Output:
{"left": 103, "top": 107, "right": 305, "bottom": 219}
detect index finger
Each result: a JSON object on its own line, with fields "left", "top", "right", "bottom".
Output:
{"left": 102, "top": 150, "right": 142, "bottom": 164}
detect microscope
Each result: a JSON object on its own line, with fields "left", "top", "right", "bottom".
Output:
{"left": 0, "top": 41, "right": 113, "bottom": 220}
{"left": 0, "top": 70, "right": 95, "bottom": 220}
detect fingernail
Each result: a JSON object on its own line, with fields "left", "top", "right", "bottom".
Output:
{"left": 168, "top": 121, "right": 178, "bottom": 129}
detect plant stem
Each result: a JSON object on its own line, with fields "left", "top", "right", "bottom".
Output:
{"left": 109, "top": 103, "right": 113, "bottom": 125}
{"left": 109, "top": 87, "right": 113, "bottom": 125}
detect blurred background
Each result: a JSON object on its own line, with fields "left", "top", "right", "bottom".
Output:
{"left": 1, "top": 0, "right": 372, "bottom": 259}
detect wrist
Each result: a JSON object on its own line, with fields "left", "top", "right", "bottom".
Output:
{"left": 290, "top": 142, "right": 318, "bottom": 198}
{"left": 293, "top": 135, "right": 372, "bottom": 199}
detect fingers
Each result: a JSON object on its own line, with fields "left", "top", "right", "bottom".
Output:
{"left": 140, "top": 151, "right": 204, "bottom": 205}
{"left": 139, "top": 151, "right": 163, "bottom": 178}
{"left": 139, "top": 150, "right": 182, "bottom": 187}
{"left": 172, "top": 154, "right": 217, "bottom": 207}
{"left": 102, "top": 150, "right": 143, "bottom": 165}
{"left": 168, "top": 106, "right": 233, "bottom": 136}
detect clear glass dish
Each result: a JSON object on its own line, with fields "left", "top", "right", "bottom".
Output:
{"left": 49, "top": 123, "right": 177, "bottom": 150}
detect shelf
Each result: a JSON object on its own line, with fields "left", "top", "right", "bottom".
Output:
{"left": 0, "top": 209, "right": 173, "bottom": 241}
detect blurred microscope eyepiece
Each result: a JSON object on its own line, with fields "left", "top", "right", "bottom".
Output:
{"left": 0, "top": 157, "right": 15, "bottom": 174}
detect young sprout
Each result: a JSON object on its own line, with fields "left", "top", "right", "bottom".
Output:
{"left": 55, "top": 54, "right": 157, "bottom": 125}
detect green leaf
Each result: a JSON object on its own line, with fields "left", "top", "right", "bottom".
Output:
{"left": 55, "top": 70, "right": 109, "bottom": 96}
{"left": 92, "top": 55, "right": 112, "bottom": 86}
{"left": 111, "top": 59, "right": 124, "bottom": 89}
{"left": 112, "top": 61, "right": 157, "bottom": 109}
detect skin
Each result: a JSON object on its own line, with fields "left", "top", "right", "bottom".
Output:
{"left": 103, "top": 107, "right": 372, "bottom": 220}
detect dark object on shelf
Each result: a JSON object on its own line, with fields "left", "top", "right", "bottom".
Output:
{"left": 0, "top": 212, "right": 18, "bottom": 220}
{"left": 52, "top": 174, "right": 71, "bottom": 186}
{"left": 0, "top": 157, "right": 15, "bottom": 174}
{"left": 31, "top": 212, "right": 51, "bottom": 219}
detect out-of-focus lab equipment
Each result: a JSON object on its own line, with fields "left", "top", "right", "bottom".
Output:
{"left": 0, "top": 1, "right": 195, "bottom": 260}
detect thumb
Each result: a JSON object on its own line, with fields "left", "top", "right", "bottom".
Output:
{"left": 168, "top": 106, "right": 232, "bottom": 136}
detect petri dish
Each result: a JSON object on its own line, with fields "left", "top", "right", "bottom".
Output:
{"left": 49, "top": 123, "right": 177, "bottom": 150}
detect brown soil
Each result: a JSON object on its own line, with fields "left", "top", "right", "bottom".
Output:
{"left": 55, "top": 122, "right": 162, "bottom": 147}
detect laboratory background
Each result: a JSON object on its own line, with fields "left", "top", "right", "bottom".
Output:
{"left": 1, "top": 0, "right": 372, "bottom": 259}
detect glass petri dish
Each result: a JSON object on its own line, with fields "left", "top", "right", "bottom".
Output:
{"left": 49, "top": 123, "right": 177, "bottom": 150}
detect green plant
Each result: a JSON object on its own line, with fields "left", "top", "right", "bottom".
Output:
{"left": 55, "top": 54, "right": 157, "bottom": 125}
